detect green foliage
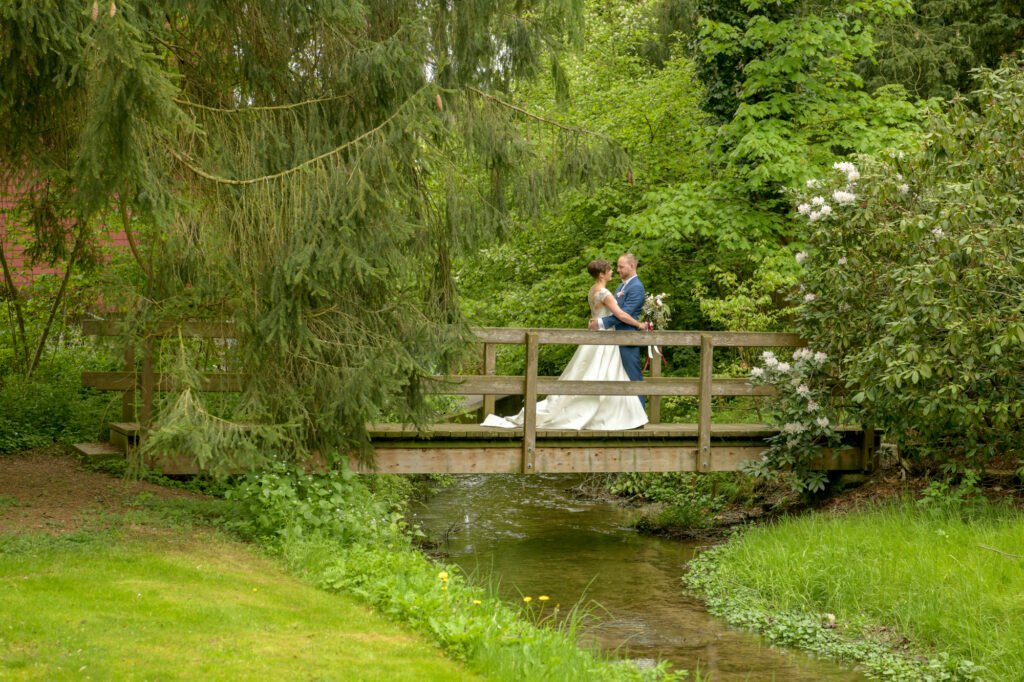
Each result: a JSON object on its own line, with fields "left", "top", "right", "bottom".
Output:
{"left": 685, "top": 501, "right": 1024, "bottom": 679}
{"left": 225, "top": 463, "right": 412, "bottom": 546}
{"left": 0, "top": 317, "right": 118, "bottom": 453}
{"left": 792, "top": 60, "right": 1024, "bottom": 469}
{"left": 227, "top": 468, "right": 682, "bottom": 680}
{"left": 609, "top": 472, "right": 753, "bottom": 531}
{"left": 863, "top": 0, "right": 1024, "bottom": 101}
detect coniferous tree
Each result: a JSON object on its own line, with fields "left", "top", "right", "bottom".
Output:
{"left": 0, "top": 1, "right": 623, "bottom": 472}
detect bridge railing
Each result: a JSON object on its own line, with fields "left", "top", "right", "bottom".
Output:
{"left": 430, "top": 328, "right": 805, "bottom": 472}
{"left": 78, "top": 320, "right": 829, "bottom": 473}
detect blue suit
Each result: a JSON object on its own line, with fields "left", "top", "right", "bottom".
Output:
{"left": 600, "top": 276, "right": 645, "bottom": 407}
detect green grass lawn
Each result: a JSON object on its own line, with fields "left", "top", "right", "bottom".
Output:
{"left": 687, "top": 499, "right": 1024, "bottom": 680}
{"left": 0, "top": 527, "right": 480, "bottom": 681}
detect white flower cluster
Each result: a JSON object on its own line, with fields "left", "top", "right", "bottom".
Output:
{"left": 832, "top": 161, "right": 860, "bottom": 184}
{"left": 832, "top": 190, "right": 856, "bottom": 204}
{"left": 795, "top": 251, "right": 808, "bottom": 264}
{"left": 749, "top": 347, "right": 834, "bottom": 439}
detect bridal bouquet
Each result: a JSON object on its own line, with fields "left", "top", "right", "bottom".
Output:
{"left": 641, "top": 293, "right": 671, "bottom": 330}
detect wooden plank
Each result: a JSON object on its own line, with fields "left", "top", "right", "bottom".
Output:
{"left": 365, "top": 422, "right": 796, "bottom": 439}
{"left": 426, "top": 375, "right": 775, "bottom": 397}
{"left": 472, "top": 327, "right": 804, "bottom": 348}
{"left": 83, "top": 371, "right": 245, "bottom": 392}
{"left": 522, "top": 332, "right": 538, "bottom": 473}
{"left": 352, "top": 445, "right": 866, "bottom": 474}
{"left": 350, "top": 448, "right": 523, "bottom": 474}
{"left": 72, "top": 442, "right": 124, "bottom": 458}
{"left": 698, "top": 334, "right": 713, "bottom": 471}
{"left": 482, "top": 342, "right": 496, "bottom": 416}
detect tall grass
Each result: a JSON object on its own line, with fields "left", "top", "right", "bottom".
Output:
{"left": 688, "top": 500, "right": 1024, "bottom": 680}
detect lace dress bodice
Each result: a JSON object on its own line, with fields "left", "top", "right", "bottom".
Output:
{"left": 588, "top": 287, "right": 612, "bottom": 319}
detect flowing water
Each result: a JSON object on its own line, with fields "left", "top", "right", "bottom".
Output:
{"left": 410, "top": 474, "right": 866, "bottom": 681}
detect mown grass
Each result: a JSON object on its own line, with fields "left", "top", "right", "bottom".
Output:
{"left": 685, "top": 499, "right": 1024, "bottom": 680}
{"left": 0, "top": 521, "right": 479, "bottom": 680}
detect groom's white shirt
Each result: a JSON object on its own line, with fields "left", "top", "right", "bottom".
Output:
{"left": 596, "top": 275, "right": 637, "bottom": 329}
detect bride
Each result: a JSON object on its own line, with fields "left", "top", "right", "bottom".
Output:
{"left": 481, "top": 259, "right": 649, "bottom": 430}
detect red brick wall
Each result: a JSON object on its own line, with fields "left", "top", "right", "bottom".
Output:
{"left": 1, "top": 177, "right": 131, "bottom": 289}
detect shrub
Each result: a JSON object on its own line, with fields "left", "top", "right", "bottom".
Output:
{"left": 793, "top": 60, "right": 1024, "bottom": 474}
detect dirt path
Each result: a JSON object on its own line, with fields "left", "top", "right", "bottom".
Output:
{"left": 0, "top": 446, "right": 202, "bottom": 534}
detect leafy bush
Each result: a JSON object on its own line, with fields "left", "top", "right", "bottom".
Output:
{"left": 0, "top": 327, "right": 118, "bottom": 452}
{"left": 793, "top": 60, "right": 1024, "bottom": 473}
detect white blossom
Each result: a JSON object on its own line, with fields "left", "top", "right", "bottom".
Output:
{"left": 896, "top": 173, "right": 904, "bottom": 181}
{"left": 797, "top": 384, "right": 811, "bottom": 396}
{"left": 793, "top": 348, "right": 812, "bottom": 361}
{"left": 797, "top": 203, "right": 811, "bottom": 215}
{"left": 806, "top": 178, "right": 820, "bottom": 189}
{"left": 932, "top": 227, "right": 944, "bottom": 238}
{"left": 807, "top": 399, "right": 819, "bottom": 411}
{"left": 837, "top": 256, "right": 847, "bottom": 266}
{"left": 795, "top": 251, "right": 808, "bottom": 264}
{"left": 819, "top": 204, "right": 832, "bottom": 217}
{"left": 784, "top": 422, "right": 807, "bottom": 434}
{"left": 750, "top": 367, "right": 765, "bottom": 378}
{"left": 811, "top": 196, "right": 826, "bottom": 206}
{"left": 832, "top": 161, "right": 860, "bottom": 183}
{"left": 808, "top": 210, "right": 822, "bottom": 222}
{"left": 761, "top": 350, "right": 777, "bottom": 363}
{"left": 804, "top": 293, "right": 817, "bottom": 303}
{"left": 832, "top": 190, "right": 856, "bottom": 204}
{"left": 898, "top": 183, "right": 910, "bottom": 194}
{"left": 813, "top": 351, "right": 828, "bottom": 363}
{"left": 777, "top": 362, "right": 792, "bottom": 372}
{"left": 816, "top": 416, "right": 830, "bottom": 428}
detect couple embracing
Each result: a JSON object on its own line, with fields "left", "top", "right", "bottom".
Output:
{"left": 482, "top": 253, "right": 650, "bottom": 431}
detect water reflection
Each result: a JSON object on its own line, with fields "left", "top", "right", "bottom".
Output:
{"left": 410, "top": 474, "right": 865, "bottom": 681}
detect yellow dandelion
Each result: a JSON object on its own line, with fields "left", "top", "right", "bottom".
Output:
{"left": 538, "top": 595, "right": 550, "bottom": 601}
{"left": 441, "top": 585, "right": 448, "bottom": 592}
{"left": 522, "top": 596, "right": 533, "bottom": 603}
{"left": 438, "top": 571, "right": 449, "bottom": 581}
{"left": 473, "top": 599, "right": 482, "bottom": 605}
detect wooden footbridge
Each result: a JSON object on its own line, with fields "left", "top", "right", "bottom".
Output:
{"left": 75, "top": 322, "right": 878, "bottom": 475}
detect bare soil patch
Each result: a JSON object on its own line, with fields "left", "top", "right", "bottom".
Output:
{"left": 0, "top": 445, "right": 202, "bottom": 534}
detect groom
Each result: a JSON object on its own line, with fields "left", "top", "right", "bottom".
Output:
{"left": 589, "top": 253, "right": 646, "bottom": 406}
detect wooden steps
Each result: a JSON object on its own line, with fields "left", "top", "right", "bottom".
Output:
{"left": 72, "top": 441, "right": 124, "bottom": 462}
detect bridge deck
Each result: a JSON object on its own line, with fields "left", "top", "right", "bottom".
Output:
{"left": 357, "top": 422, "right": 874, "bottom": 475}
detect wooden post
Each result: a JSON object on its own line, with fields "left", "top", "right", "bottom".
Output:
{"left": 698, "top": 334, "right": 713, "bottom": 471}
{"left": 140, "top": 337, "right": 154, "bottom": 436}
{"left": 861, "top": 426, "right": 876, "bottom": 471}
{"left": 122, "top": 342, "right": 136, "bottom": 422}
{"left": 522, "top": 332, "right": 538, "bottom": 473}
{"left": 482, "top": 342, "right": 496, "bottom": 417}
{"left": 648, "top": 346, "right": 661, "bottom": 424}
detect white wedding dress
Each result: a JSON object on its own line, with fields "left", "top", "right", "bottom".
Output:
{"left": 481, "top": 287, "right": 649, "bottom": 430}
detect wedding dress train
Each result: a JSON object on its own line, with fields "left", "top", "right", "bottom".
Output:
{"left": 481, "top": 287, "right": 648, "bottom": 430}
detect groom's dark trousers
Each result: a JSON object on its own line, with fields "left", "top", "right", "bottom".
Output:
{"left": 600, "top": 276, "right": 646, "bottom": 408}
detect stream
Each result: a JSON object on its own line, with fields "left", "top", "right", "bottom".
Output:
{"left": 410, "top": 474, "right": 866, "bottom": 681}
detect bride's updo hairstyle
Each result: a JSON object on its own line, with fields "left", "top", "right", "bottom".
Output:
{"left": 587, "top": 259, "right": 612, "bottom": 279}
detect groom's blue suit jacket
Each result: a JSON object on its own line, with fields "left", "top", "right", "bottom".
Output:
{"left": 600, "top": 276, "right": 645, "bottom": 334}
